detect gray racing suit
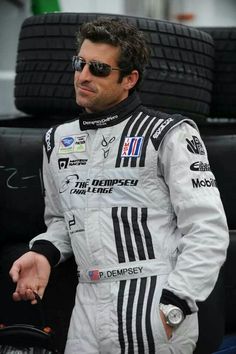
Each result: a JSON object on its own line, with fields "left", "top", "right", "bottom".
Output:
{"left": 30, "top": 93, "right": 229, "bottom": 353}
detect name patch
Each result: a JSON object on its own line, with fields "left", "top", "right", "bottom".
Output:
{"left": 86, "top": 266, "right": 143, "bottom": 281}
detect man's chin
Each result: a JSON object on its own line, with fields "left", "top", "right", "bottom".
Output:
{"left": 76, "top": 99, "right": 93, "bottom": 113}
{"left": 76, "top": 97, "right": 87, "bottom": 108}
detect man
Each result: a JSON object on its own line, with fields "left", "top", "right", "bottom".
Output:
{"left": 9, "top": 17, "right": 228, "bottom": 353}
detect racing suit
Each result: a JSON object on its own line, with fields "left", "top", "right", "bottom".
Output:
{"left": 30, "top": 92, "right": 229, "bottom": 353}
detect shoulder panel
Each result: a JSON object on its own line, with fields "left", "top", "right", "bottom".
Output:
{"left": 151, "top": 114, "right": 197, "bottom": 152}
{"left": 43, "top": 126, "right": 58, "bottom": 162}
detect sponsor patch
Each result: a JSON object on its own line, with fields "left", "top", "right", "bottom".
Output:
{"left": 58, "top": 157, "right": 87, "bottom": 170}
{"left": 190, "top": 161, "right": 211, "bottom": 171}
{"left": 121, "top": 137, "right": 143, "bottom": 157}
{"left": 81, "top": 115, "right": 119, "bottom": 129}
{"left": 88, "top": 270, "right": 100, "bottom": 281}
{"left": 152, "top": 118, "right": 173, "bottom": 140}
{"left": 101, "top": 135, "right": 115, "bottom": 159}
{"left": 58, "top": 134, "right": 87, "bottom": 154}
{"left": 44, "top": 127, "right": 56, "bottom": 162}
{"left": 192, "top": 178, "right": 217, "bottom": 188}
{"left": 150, "top": 115, "right": 189, "bottom": 151}
{"left": 59, "top": 174, "right": 81, "bottom": 193}
{"left": 186, "top": 136, "right": 205, "bottom": 155}
{"left": 62, "top": 136, "right": 74, "bottom": 147}
{"left": 59, "top": 175, "right": 138, "bottom": 195}
{"left": 68, "top": 214, "right": 76, "bottom": 229}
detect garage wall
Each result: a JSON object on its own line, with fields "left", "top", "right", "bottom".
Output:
{"left": 60, "top": 0, "right": 125, "bottom": 14}
{"left": 169, "top": 0, "right": 236, "bottom": 26}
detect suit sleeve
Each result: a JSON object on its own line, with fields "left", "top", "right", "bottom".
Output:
{"left": 29, "top": 135, "right": 73, "bottom": 265}
{"left": 158, "top": 122, "right": 229, "bottom": 313}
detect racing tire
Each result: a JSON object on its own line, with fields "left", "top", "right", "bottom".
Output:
{"left": 194, "top": 268, "right": 225, "bottom": 354}
{"left": 0, "top": 127, "right": 46, "bottom": 247}
{"left": 0, "top": 244, "right": 77, "bottom": 353}
{"left": 202, "top": 132, "right": 236, "bottom": 230}
{"left": 198, "top": 27, "right": 236, "bottom": 118}
{"left": 14, "top": 12, "right": 215, "bottom": 123}
{"left": 224, "top": 230, "right": 236, "bottom": 334}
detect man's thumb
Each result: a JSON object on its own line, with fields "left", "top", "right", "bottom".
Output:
{"left": 9, "top": 263, "right": 20, "bottom": 283}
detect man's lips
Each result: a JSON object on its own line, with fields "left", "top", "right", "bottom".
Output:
{"left": 77, "top": 85, "right": 96, "bottom": 94}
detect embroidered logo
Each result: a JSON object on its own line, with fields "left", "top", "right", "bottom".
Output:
{"left": 186, "top": 136, "right": 205, "bottom": 155}
{"left": 121, "top": 137, "right": 143, "bottom": 157}
{"left": 88, "top": 270, "right": 100, "bottom": 281}
{"left": 44, "top": 127, "right": 56, "bottom": 162}
{"left": 58, "top": 135, "right": 87, "bottom": 154}
{"left": 101, "top": 135, "right": 115, "bottom": 158}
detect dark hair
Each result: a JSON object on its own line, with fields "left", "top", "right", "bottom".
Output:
{"left": 76, "top": 17, "right": 150, "bottom": 89}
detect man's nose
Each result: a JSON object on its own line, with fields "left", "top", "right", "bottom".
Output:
{"left": 75, "top": 63, "right": 92, "bottom": 81}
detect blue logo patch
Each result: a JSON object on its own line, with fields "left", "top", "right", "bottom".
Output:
{"left": 61, "top": 137, "right": 74, "bottom": 147}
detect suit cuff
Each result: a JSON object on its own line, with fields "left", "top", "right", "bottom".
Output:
{"left": 30, "top": 240, "right": 61, "bottom": 267}
{"left": 160, "top": 289, "right": 192, "bottom": 317}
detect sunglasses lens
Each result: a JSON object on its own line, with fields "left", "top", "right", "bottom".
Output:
{"left": 72, "top": 57, "right": 86, "bottom": 72}
{"left": 72, "top": 57, "right": 115, "bottom": 77}
{"left": 90, "top": 62, "right": 111, "bottom": 77}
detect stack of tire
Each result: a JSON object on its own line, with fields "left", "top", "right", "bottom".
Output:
{"left": 198, "top": 26, "right": 236, "bottom": 348}
{"left": 0, "top": 13, "right": 235, "bottom": 354}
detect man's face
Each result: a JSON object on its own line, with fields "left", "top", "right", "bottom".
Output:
{"left": 74, "top": 39, "right": 133, "bottom": 113}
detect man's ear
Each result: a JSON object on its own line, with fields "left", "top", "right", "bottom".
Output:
{"left": 123, "top": 70, "right": 139, "bottom": 90}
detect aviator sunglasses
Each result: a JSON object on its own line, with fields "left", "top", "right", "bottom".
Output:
{"left": 72, "top": 56, "right": 121, "bottom": 77}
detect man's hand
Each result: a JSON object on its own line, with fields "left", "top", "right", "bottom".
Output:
{"left": 9, "top": 251, "right": 51, "bottom": 305}
{"left": 160, "top": 310, "right": 173, "bottom": 340}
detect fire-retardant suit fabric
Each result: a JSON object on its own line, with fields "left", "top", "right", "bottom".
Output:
{"left": 30, "top": 93, "right": 229, "bottom": 353}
